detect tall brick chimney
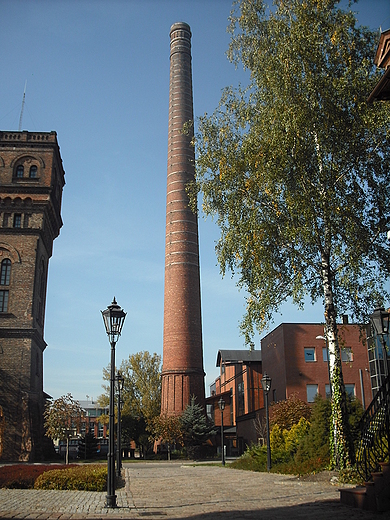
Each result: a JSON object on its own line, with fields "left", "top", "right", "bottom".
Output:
{"left": 161, "top": 22, "right": 205, "bottom": 415}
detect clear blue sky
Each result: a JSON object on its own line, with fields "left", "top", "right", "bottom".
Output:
{"left": 1, "top": 0, "right": 389, "bottom": 402}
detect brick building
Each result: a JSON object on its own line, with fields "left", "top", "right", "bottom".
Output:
{"left": 209, "top": 322, "right": 372, "bottom": 454}
{"left": 206, "top": 349, "right": 263, "bottom": 456}
{"left": 261, "top": 322, "right": 372, "bottom": 407}
{"left": 0, "top": 131, "right": 65, "bottom": 461}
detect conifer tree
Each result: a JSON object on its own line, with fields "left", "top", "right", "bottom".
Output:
{"left": 180, "top": 397, "right": 216, "bottom": 459}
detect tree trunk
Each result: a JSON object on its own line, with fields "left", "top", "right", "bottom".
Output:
{"left": 321, "top": 250, "right": 351, "bottom": 469}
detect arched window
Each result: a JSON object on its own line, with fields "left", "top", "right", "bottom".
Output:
{"left": 29, "top": 165, "right": 37, "bottom": 178}
{"left": 0, "top": 259, "right": 11, "bottom": 285}
{"left": 16, "top": 165, "right": 24, "bottom": 178}
{"left": 0, "top": 259, "right": 11, "bottom": 313}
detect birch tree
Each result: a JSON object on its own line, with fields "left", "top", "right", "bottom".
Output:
{"left": 192, "top": 0, "right": 390, "bottom": 468}
{"left": 44, "top": 394, "right": 85, "bottom": 464}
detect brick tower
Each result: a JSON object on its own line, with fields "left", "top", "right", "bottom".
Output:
{"left": 0, "top": 131, "right": 65, "bottom": 461}
{"left": 161, "top": 22, "right": 205, "bottom": 415}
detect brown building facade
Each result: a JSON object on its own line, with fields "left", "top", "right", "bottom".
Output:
{"left": 261, "top": 322, "right": 372, "bottom": 408}
{"left": 0, "top": 131, "right": 65, "bottom": 461}
{"left": 209, "top": 322, "right": 372, "bottom": 454}
{"left": 161, "top": 23, "right": 205, "bottom": 415}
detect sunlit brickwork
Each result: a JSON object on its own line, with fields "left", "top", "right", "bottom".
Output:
{"left": 161, "top": 23, "right": 205, "bottom": 416}
{"left": 0, "top": 131, "right": 65, "bottom": 461}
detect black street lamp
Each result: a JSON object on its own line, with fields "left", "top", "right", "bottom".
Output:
{"left": 116, "top": 371, "right": 124, "bottom": 478}
{"left": 218, "top": 397, "right": 225, "bottom": 466}
{"left": 261, "top": 372, "right": 272, "bottom": 472}
{"left": 370, "top": 306, "right": 390, "bottom": 339}
{"left": 370, "top": 306, "right": 390, "bottom": 379}
{"left": 101, "top": 298, "right": 126, "bottom": 508}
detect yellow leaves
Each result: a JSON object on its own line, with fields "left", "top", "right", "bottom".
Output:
{"left": 219, "top": 157, "right": 227, "bottom": 181}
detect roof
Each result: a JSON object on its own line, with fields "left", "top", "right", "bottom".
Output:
{"left": 78, "top": 400, "right": 107, "bottom": 411}
{"left": 216, "top": 349, "right": 262, "bottom": 367}
{"left": 368, "top": 66, "right": 390, "bottom": 102}
{"left": 368, "top": 29, "right": 390, "bottom": 103}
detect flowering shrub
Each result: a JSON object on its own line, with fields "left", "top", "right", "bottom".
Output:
{"left": 34, "top": 464, "right": 107, "bottom": 491}
{"left": 0, "top": 464, "right": 77, "bottom": 489}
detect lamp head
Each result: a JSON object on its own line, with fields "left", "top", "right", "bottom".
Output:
{"left": 101, "top": 297, "right": 126, "bottom": 344}
{"left": 218, "top": 397, "right": 225, "bottom": 411}
{"left": 371, "top": 306, "right": 390, "bottom": 337}
{"left": 261, "top": 372, "right": 272, "bottom": 393}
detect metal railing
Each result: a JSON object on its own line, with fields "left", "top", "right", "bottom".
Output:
{"left": 356, "top": 373, "right": 390, "bottom": 481}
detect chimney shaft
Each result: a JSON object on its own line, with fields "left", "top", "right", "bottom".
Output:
{"left": 161, "top": 22, "right": 205, "bottom": 415}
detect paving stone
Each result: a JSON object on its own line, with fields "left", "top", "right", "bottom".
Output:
{"left": 0, "top": 462, "right": 378, "bottom": 519}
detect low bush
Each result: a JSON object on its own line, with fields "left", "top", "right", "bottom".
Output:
{"left": 0, "top": 464, "right": 77, "bottom": 489}
{"left": 231, "top": 394, "right": 365, "bottom": 477}
{"left": 34, "top": 464, "right": 107, "bottom": 491}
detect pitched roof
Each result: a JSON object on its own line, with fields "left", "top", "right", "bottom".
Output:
{"left": 216, "top": 349, "right": 262, "bottom": 367}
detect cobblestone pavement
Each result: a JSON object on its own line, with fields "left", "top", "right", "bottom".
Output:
{"left": 0, "top": 462, "right": 382, "bottom": 519}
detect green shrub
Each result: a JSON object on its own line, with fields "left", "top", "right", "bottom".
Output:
{"left": 230, "top": 443, "right": 267, "bottom": 471}
{"left": 34, "top": 464, "right": 107, "bottom": 491}
{"left": 231, "top": 394, "right": 363, "bottom": 476}
{"left": 296, "top": 395, "right": 331, "bottom": 465}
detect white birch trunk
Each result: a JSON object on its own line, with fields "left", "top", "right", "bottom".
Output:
{"left": 321, "top": 250, "right": 350, "bottom": 468}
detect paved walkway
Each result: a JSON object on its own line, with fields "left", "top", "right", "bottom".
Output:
{"left": 0, "top": 461, "right": 378, "bottom": 519}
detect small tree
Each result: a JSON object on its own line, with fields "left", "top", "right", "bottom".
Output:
{"left": 44, "top": 393, "right": 85, "bottom": 464}
{"left": 99, "top": 351, "right": 162, "bottom": 455}
{"left": 180, "top": 397, "right": 216, "bottom": 459}
{"left": 270, "top": 395, "right": 312, "bottom": 431}
{"left": 150, "top": 413, "right": 183, "bottom": 460}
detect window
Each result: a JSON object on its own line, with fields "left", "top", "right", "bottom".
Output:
{"left": 2, "top": 213, "right": 10, "bottom": 227}
{"left": 0, "top": 290, "right": 9, "bottom": 312}
{"left": 0, "top": 259, "right": 11, "bottom": 313}
{"left": 237, "top": 381, "right": 245, "bottom": 416}
{"left": 306, "top": 384, "right": 318, "bottom": 403}
{"left": 29, "top": 165, "right": 37, "bottom": 178}
{"left": 13, "top": 214, "right": 22, "bottom": 228}
{"left": 0, "top": 259, "right": 11, "bottom": 286}
{"left": 325, "top": 384, "right": 331, "bottom": 397}
{"left": 16, "top": 165, "right": 24, "bottom": 178}
{"left": 304, "top": 347, "right": 316, "bottom": 362}
{"left": 341, "top": 348, "right": 353, "bottom": 362}
{"left": 322, "top": 348, "right": 329, "bottom": 362}
{"left": 345, "top": 384, "right": 355, "bottom": 397}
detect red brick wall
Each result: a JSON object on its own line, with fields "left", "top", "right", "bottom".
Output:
{"left": 261, "top": 323, "right": 372, "bottom": 407}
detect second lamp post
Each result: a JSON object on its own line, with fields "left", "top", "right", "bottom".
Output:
{"left": 101, "top": 298, "right": 126, "bottom": 509}
{"left": 261, "top": 372, "right": 272, "bottom": 472}
{"left": 218, "top": 397, "right": 225, "bottom": 466}
{"left": 116, "top": 371, "right": 124, "bottom": 478}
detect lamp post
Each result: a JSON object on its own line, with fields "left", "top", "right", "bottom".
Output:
{"left": 370, "top": 306, "right": 390, "bottom": 378}
{"left": 261, "top": 372, "right": 272, "bottom": 472}
{"left": 101, "top": 298, "right": 126, "bottom": 508}
{"left": 218, "top": 397, "right": 225, "bottom": 466}
{"left": 116, "top": 371, "right": 124, "bottom": 478}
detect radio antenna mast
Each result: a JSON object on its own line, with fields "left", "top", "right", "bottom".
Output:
{"left": 18, "top": 80, "right": 27, "bottom": 132}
